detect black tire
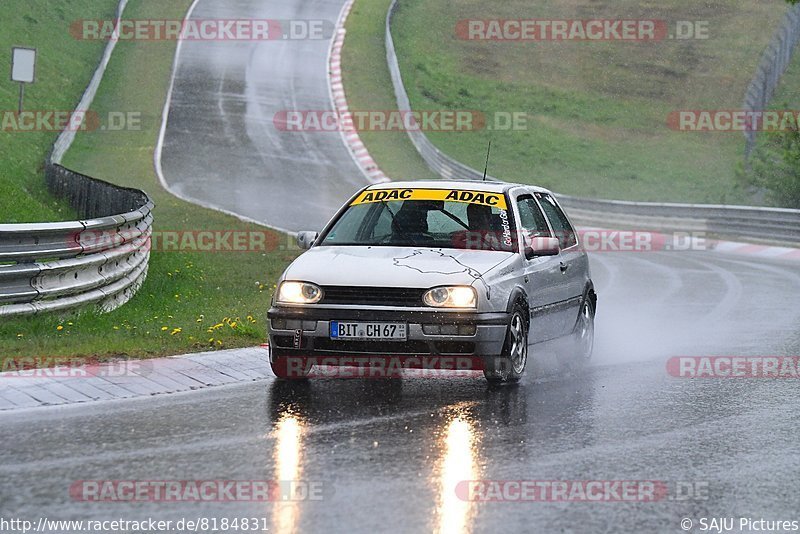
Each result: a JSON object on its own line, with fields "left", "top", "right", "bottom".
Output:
{"left": 562, "top": 296, "right": 595, "bottom": 370}
{"left": 483, "top": 302, "right": 528, "bottom": 383}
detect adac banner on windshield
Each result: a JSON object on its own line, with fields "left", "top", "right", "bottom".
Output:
{"left": 350, "top": 188, "right": 507, "bottom": 209}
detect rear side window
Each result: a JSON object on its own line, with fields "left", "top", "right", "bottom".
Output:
{"left": 535, "top": 193, "right": 577, "bottom": 249}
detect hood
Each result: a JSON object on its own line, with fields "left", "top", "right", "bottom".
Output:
{"left": 284, "top": 246, "right": 513, "bottom": 288}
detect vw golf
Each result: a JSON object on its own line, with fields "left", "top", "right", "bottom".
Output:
{"left": 268, "top": 180, "right": 596, "bottom": 383}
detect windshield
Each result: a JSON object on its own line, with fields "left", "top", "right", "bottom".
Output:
{"left": 319, "top": 188, "right": 515, "bottom": 252}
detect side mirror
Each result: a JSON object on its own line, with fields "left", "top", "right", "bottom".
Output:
{"left": 524, "top": 236, "right": 560, "bottom": 259}
{"left": 296, "top": 231, "right": 319, "bottom": 250}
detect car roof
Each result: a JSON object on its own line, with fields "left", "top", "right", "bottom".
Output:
{"left": 365, "top": 179, "right": 553, "bottom": 195}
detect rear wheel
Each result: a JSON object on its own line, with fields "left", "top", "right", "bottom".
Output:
{"left": 484, "top": 304, "right": 528, "bottom": 383}
{"left": 560, "top": 297, "right": 594, "bottom": 371}
{"left": 574, "top": 297, "right": 594, "bottom": 362}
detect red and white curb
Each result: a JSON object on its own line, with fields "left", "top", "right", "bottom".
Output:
{"left": 710, "top": 240, "right": 800, "bottom": 261}
{"left": 329, "top": 0, "right": 390, "bottom": 184}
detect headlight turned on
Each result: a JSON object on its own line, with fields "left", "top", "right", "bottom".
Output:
{"left": 422, "top": 286, "right": 477, "bottom": 308}
{"left": 277, "top": 281, "right": 323, "bottom": 304}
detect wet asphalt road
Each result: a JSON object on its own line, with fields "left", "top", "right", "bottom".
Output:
{"left": 159, "top": 0, "right": 368, "bottom": 231}
{"left": 2, "top": 251, "right": 799, "bottom": 533}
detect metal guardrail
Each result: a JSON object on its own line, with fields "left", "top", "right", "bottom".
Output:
{"left": 0, "top": 0, "right": 154, "bottom": 317}
{"left": 744, "top": 4, "right": 800, "bottom": 158}
{"left": 0, "top": 163, "right": 153, "bottom": 317}
{"left": 385, "top": 0, "right": 800, "bottom": 244}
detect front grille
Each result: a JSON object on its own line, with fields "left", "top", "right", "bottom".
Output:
{"left": 320, "top": 286, "right": 426, "bottom": 307}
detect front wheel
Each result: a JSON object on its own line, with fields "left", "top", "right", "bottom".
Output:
{"left": 484, "top": 304, "right": 528, "bottom": 383}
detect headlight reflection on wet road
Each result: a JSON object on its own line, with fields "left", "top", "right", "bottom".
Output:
{"left": 436, "top": 410, "right": 479, "bottom": 534}
{"left": 272, "top": 414, "right": 304, "bottom": 534}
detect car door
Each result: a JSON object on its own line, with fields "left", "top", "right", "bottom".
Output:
{"left": 512, "top": 192, "right": 564, "bottom": 343}
{"left": 534, "top": 192, "right": 587, "bottom": 337}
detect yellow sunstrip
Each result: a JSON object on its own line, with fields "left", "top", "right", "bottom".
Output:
{"left": 351, "top": 188, "right": 507, "bottom": 209}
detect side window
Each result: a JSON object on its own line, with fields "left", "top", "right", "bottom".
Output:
{"left": 535, "top": 193, "right": 577, "bottom": 249}
{"left": 515, "top": 195, "right": 551, "bottom": 237}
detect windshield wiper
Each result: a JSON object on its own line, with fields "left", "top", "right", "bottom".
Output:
{"left": 436, "top": 208, "right": 469, "bottom": 230}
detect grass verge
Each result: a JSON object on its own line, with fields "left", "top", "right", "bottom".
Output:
{"left": 1, "top": 0, "right": 298, "bottom": 363}
{"left": 344, "top": 0, "right": 800, "bottom": 205}
{"left": 0, "top": 0, "right": 119, "bottom": 222}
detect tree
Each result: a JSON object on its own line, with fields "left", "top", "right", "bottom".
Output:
{"left": 745, "top": 129, "right": 800, "bottom": 208}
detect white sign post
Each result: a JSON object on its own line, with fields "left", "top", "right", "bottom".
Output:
{"left": 11, "top": 47, "right": 36, "bottom": 113}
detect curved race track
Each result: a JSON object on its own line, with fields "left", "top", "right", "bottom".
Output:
{"left": 158, "top": 0, "right": 368, "bottom": 231}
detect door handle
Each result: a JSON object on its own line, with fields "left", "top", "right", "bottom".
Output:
{"left": 559, "top": 261, "right": 568, "bottom": 273}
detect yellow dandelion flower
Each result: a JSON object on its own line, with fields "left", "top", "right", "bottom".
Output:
{"left": 56, "top": 325, "right": 64, "bottom": 331}
{"left": 161, "top": 326, "right": 168, "bottom": 331}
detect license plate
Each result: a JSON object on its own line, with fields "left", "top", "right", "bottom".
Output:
{"left": 330, "top": 321, "right": 407, "bottom": 340}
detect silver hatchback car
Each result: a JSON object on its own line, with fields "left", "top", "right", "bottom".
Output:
{"left": 268, "top": 180, "right": 596, "bottom": 383}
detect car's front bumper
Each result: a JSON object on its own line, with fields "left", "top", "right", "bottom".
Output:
{"left": 267, "top": 306, "right": 509, "bottom": 366}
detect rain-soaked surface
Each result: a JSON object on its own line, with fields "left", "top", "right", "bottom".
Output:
{"left": 2, "top": 251, "right": 799, "bottom": 532}
{"left": 160, "top": 0, "right": 369, "bottom": 231}
{"left": 3, "top": 0, "right": 799, "bottom": 531}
